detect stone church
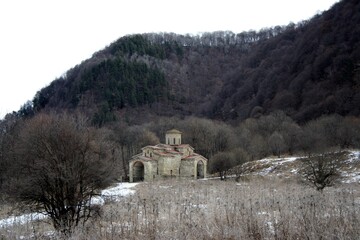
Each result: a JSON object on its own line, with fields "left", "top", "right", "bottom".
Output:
{"left": 129, "top": 129, "right": 208, "bottom": 182}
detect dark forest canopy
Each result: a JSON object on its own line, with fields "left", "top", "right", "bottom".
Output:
{"left": 16, "top": 0, "right": 360, "bottom": 126}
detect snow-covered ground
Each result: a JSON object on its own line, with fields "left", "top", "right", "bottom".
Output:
{"left": 0, "top": 212, "right": 47, "bottom": 228}
{"left": 239, "top": 150, "right": 360, "bottom": 182}
{"left": 343, "top": 173, "right": 360, "bottom": 183}
{"left": 257, "top": 157, "right": 299, "bottom": 175}
{"left": 341, "top": 150, "right": 360, "bottom": 183}
{"left": 0, "top": 182, "right": 138, "bottom": 228}
{"left": 91, "top": 182, "right": 138, "bottom": 205}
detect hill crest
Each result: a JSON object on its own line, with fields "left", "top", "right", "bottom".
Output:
{"left": 24, "top": 0, "right": 360, "bottom": 125}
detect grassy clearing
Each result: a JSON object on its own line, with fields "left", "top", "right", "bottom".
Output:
{"left": 2, "top": 177, "right": 360, "bottom": 239}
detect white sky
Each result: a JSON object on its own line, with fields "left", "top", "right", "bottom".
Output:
{"left": 0, "top": 0, "right": 339, "bottom": 119}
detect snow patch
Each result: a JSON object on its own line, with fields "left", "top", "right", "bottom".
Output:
{"left": 101, "top": 183, "right": 138, "bottom": 200}
{"left": 0, "top": 213, "right": 47, "bottom": 228}
{"left": 91, "top": 182, "right": 139, "bottom": 204}
{"left": 346, "top": 151, "right": 360, "bottom": 163}
{"left": 257, "top": 157, "right": 298, "bottom": 164}
{"left": 259, "top": 166, "right": 276, "bottom": 175}
{"left": 342, "top": 173, "right": 360, "bottom": 183}
{"left": 90, "top": 196, "right": 105, "bottom": 206}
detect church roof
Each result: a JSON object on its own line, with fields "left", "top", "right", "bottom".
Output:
{"left": 130, "top": 129, "right": 208, "bottom": 163}
{"left": 166, "top": 129, "right": 182, "bottom": 134}
{"left": 175, "top": 144, "right": 194, "bottom": 150}
{"left": 154, "top": 151, "right": 174, "bottom": 157}
{"left": 131, "top": 154, "right": 153, "bottom": 161}
{"left": 182, "top": 153, "right": 207, "bottom": 161}
{"left": 155, "top": 144, "right": 173, "bottom": 149}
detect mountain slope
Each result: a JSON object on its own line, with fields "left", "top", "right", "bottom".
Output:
{"left": 211, "top": 0, "right": 360, "bottom": 122}
{"left": 32, "top": 33, "right": 249, "bottom": 124}
{"left": 30, "top": 0, "right": 360, "bottom": 125}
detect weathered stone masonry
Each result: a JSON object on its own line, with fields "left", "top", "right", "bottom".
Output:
{"left": 129, "top": 129, "right": 208, "bottom": 182}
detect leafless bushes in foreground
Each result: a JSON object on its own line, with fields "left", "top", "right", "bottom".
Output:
{"left": 2, "top": 178, "right": 360, "bottom": 239}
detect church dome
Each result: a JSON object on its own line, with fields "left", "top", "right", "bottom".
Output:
{"left": 166, "top": 129, "right": 182, "bottom": 145}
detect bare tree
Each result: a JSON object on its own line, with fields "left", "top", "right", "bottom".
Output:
{"left": 213, "top": 125, "right": 236, "bottom": 154}
{"left": 337, "top": 116, "right": 360, "bottom": 149}
{"left": 111, "top": 124, "right": 159, "bottom": 181}
{"left": 11, "top": 113, "right": 116, "bottom": 236}
{"left": 268, "top": 131, "right": 286, "bottom": 158}
{"left": 209, "top": 152, "right": 236, "bottom": 180}
{"left": 298, "top": 122, "right": 327, "bottom": 157}
{"left": 248, "top": 134, "right": 269, "bottom": 160}
{"left": 181, "top": 117, "right": 216, "bottom": 158}
{"left": 301, "top": 152, "right": 344, "bottom": 192}
{"left": 0, "top": 113, "right": 21, "bottom": 194}
{"left": 279, "top": 122, "right": 302, "bottom": 155}
{"left": 231, "top": 147, "right": 251, "bottom": 177}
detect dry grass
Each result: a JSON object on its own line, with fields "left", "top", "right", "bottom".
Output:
{"left": 231, "top": 151, "right": 360, "bottom": 182}
{"left": 1, "top": 178, "right": 360, "bottom": 239}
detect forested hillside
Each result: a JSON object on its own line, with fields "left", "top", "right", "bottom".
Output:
{"left": 29, "top": 33, "right": 249, "bottom": 125}
{"left": 24, "top": 0, "right": 360, "bottom": 125}
{"left": 212, "top": 0, "right": 360, "bottom": 122}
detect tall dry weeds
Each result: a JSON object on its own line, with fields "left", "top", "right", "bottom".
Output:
{"left": 1, "top": 178, "right": 360, "bottom": 239}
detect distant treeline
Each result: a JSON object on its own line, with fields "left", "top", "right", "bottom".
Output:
{"left": 1, "top": 110, "right": 360, "bottom": 190}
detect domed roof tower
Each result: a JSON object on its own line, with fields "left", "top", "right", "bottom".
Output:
{"left": 166, "top": 129, "right": 182, "bottom": 145}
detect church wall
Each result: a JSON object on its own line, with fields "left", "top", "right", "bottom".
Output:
{"left": 180, "top": 159, "right": 196, "bottom": 178}
{"left": 144, "top": 161, "right": 158, "bottom": 181}
{"left": 129, "top": 160, "right": 158, "bottom": 182}
{"left": 179, "top": 158, "right": 208, "bottom": 179}
{"left": 157, "top": 157, "right": 165, "bottom": 175}
{"left": 158, "top": 156, "right": 181, "bottom": 177}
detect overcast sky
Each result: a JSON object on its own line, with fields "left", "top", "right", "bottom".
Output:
{"left": 0, "top": 0, "right": 339, "bottom": 119}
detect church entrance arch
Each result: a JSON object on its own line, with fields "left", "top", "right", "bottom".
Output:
{"left": 197, "top": 161, "right": 205, "bottom": 179}
{"left": 133, "top": 161, "right": 145, "bottom": 182}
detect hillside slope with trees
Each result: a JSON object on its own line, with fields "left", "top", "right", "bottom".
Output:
{"left": 212, "top": 0, "right": 360, "bottom": 123}
{"left": 23, "top": 0, "right": 360, "bottom": 125}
